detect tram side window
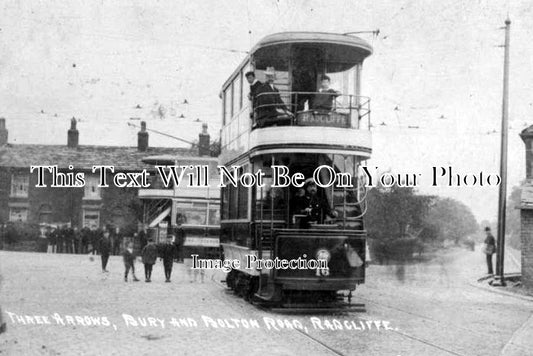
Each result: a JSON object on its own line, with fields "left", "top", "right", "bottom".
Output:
{"left": 221, "top": 185, "right": 230, "bottom": 220}
{"left": 237, "top": 167, "right": 248, "bottom": 219}
{"left": 232, "top": 75, "right": 241, "bottom": 116}
{"left": 221, "top": 168, "right": 248, "bottom": 220}
{"left": 239, "top": 70, "right": 244, "bottom": 109}
{"left": 224, "top": 87, "right": 232, "bottom": 124}
{"left": 230, "top": 82, "right": 235, "bottom": 117}
{"left": 175, "top": 202, "right": 207, "bottom": 226}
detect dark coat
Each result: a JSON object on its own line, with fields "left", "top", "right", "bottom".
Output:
{"left": 123, "top": 249, "right": 135, "bottom": 265}
{"left": 99, "top": 238, "right": 112, "bottom": 256}
{"left": 312, "top": 89, "right": 340, "bottom": 110}
{"left": 249, "top": 80, "right": 262, "bottom": 108}
{"left": 158, "top": 243, "right": 177, "bottom": 262}
{"left": 142, "top": 243, "right": 158, "bottom": 265}
{"left": 255, "top": 83, "right": 286, "bottom": 120}
{"left": 293, "top": 193, "right": 334, "bottom": 224}
{"left": 484, "top": 234, "right": 496, "bottom": 255}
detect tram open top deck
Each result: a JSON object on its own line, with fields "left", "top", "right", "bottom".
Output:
{"left": 219, "top": 32, "right": 373, "bottom": 165}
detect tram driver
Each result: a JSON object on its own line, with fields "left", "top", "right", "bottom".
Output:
{"left": 292, "top": 178, "right": 338, "bottom": 228}
{"left": 255, "top": 66, "right": 293, "bottom": 127}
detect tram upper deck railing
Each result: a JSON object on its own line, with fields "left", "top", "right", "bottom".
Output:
{"left": 252, "top": 91, "right": 370, "bottom": 130}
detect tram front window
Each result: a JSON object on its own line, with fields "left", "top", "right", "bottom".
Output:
{"left": 255, "top": 177, "right": 287, "bottom": 222}
{"left": 291, "top": 46, "right": 322, "bottom": 112}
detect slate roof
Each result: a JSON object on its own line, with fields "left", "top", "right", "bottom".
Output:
{"left": 0, "top": 144, "right": 208, "bottom": 171}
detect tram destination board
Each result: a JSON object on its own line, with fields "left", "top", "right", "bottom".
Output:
{"left": 296, "top": 111, "right": 350, "bottom": 128}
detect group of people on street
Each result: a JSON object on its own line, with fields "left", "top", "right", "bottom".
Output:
{"left": 96, "top": 232, "right": 178, "bottom": 283}
{"left": 46, "top": 226, "right": 129, "bottom": 256}
{"left": 245, "top": 67, "right": 341, "bottom": 127}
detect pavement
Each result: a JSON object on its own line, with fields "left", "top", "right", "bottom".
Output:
{"left": 0, "top": 247, "right": 532, "bottom": 356}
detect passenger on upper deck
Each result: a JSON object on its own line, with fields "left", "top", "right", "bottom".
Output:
{"left": 255, "top": 67, "right": 292, "bottom": 127}
{"left": 312, "top": 75, "right": 341, "bottom": 111}
{"left": 245, "top": 71, "right": 262, "bottom": 113}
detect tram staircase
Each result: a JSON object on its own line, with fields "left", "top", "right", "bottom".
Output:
{"left": 143, "top": 199, "right": 172, "bottom": 227}
{"left": 332, "top": 182, "right": 367, "bottom": 230}
{"left": 255, "top": 209, "right": 286, "bottom": 257}
{"left": 327, "top": 158, "right": 369, "bottom": 230}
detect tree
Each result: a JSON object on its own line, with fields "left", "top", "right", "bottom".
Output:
{"left": 366, "top": 185, "right": 433, "bottom": 240}
{"left": 424, "top": 198, "right": 478, "bottom": 245}
{"left": 365, "top": 185, "right": 433, "bottom": 262}
{"left": 506, "top": 183, "right": 523, "bottom": 249}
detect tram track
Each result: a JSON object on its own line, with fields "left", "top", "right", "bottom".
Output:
{"left": 208, "top": 274, "right": 347, "bottom": 356}
{"left": 209, "top": 273, "right": 465, "bottom": 355}
{"left": 353, "top": 295, "right": 485, "bottom": 356}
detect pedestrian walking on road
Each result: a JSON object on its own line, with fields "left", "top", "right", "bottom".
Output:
{"left": 483, "top": 226, "right": 496, "bottom": 275}
{"left": 98, "top": 230, "right": 112, "bottom": 273}
{"left": 159, "top": 235, "right": 177, "bottom": 283}
{"left": 123, "top": 242, "right": 139, "bottom": 282}
{"left": 141, "top": 238, "right": 157, "bottom": 282}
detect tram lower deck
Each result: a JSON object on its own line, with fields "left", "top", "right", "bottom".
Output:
{"left": 218, "top": 32, "right": 373, "bottom": 309}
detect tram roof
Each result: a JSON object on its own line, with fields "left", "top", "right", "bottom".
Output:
{"left": 222, "top": 32, "right": 372, "bottom": 91}
{"left": 250, "top": 32, "right": 373, "bottom": 56}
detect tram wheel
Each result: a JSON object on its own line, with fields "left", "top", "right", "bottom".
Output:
{"left": 226, "top": 270, "right": 236, "bottom": 290}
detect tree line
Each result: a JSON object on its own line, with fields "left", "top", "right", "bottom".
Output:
{"left": 365, "top": 184, "right": 478, "bottom": 263}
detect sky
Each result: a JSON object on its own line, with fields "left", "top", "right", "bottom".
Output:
{"left": 1, "top": 0, "right": 532, "bottom": 222}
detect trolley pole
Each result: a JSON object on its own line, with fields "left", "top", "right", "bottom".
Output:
{"left": 494, "top": 18, "right": 511, "bottom": 287}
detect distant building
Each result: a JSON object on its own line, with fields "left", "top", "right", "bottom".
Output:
{"left": 0, "top": 117, "right": 217, "bottom": 236}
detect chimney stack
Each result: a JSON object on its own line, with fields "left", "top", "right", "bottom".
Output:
{"left": 0, "top": 118, "right": 8, "bottom": 146}
{"left": 198, "top": 123, "right": 210, "bottom": 156}
{"left": 138, "top": 121, "right": 149, "bottom": 152}
{"left": 67, "top": 117, "right": 79, "bottom": 149}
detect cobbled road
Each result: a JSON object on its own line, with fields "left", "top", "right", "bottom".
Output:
{"left": 0, "top": 247, "right": 532, "bottom": 356}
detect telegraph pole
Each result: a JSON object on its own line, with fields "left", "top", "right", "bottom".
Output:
{"left": 494, "top": 18, "right": 511, "bottom": 287}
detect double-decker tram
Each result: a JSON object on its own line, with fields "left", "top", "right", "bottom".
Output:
{"left": 219, "top": 32, "right": 372, "bottom": 309}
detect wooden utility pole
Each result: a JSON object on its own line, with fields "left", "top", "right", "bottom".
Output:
{"left": 494, "top": 18, "right": 511, "bottom": 287}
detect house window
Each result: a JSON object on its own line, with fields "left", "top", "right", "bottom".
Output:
{"left": 84, "top": 176, "right": 101, "bottom": 199}
{"left": 38, "top": 204, "right": 52, "bottom": 224}
{"left": 11, "top": 174, "right": 29, "bottom": 197}
{"left": 82, "top": 210, "right": 100, "bottom": 229}
{"left": 10, "top": 207, "right": 28, "bottom": 222}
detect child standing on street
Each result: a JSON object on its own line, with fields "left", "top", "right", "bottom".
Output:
{"left": 141, "top": 238, "right": 157, "bottom": 282}
{"left": 123, "top": 242, "right": 139, "bottom": 282}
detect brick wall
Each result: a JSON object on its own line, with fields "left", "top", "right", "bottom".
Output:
{"left": 0, "top": 167, "right": 141, "bottom": 233}
{"left": 520, "top": 208, "right": 533, "bottom": 288}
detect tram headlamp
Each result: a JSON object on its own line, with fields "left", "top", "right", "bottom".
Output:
{"left": 315, "top": 248, "right": 331, "bottom": 262}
